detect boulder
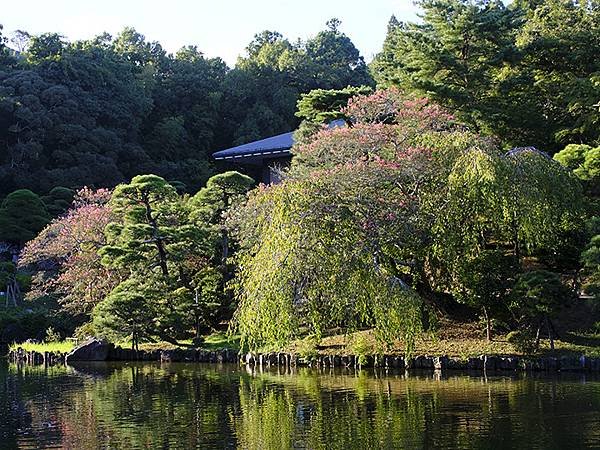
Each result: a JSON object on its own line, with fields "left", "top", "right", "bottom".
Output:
{"left": 66, "top": 338, "right": 113, "bottom": 363}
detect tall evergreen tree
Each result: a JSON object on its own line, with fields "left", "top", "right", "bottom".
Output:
{"left": 372, "top": 0, "right": 600, "bottom": 150}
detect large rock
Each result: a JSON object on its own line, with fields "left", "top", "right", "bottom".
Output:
{"left": 66, "top": 338, "right": 113, "bottom": 363}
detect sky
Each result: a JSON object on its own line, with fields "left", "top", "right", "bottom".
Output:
{"left": 2, "top": 0, "right": 420, "bottom": 66}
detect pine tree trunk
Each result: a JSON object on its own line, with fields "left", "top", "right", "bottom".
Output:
{"left": 142, "top": 194, "right": 169, "bottom": 278}
{"left": 222, "top": 230, "right": 229, "bottom": 264}
{"left": 483, "top": 306, "right": 491, "bottom": 342}
{"left": 545, "top": 316, "right": 554, "bottom": 350}
{"left": 535, "top": 319, "right": 541, "bottom": 350}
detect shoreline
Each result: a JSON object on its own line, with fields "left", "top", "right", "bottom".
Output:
{"left": 6, "top": 346, "right": 600, "bottom": 373}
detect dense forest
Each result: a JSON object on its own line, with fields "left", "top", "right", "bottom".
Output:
{"left": 0, "top": 19, "right": 372, "bottom": 197}
{"left": 1, "top": 0, "right": 599, "bottom": 356}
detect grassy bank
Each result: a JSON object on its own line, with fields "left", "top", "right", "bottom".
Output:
{"left": 119, "top": 332, "right": 242, "bottom": 353}
{"left": 306, "top": 318, "right": 600, "bottom": 359}
{"left": 10, "top": 341, "right": 75, "bottom": 354}
{"left": 8, "top": 324, "right": 599, "bottom": 361}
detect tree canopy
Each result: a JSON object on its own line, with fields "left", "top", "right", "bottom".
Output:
{"left": 372, "top": 0, "right": 600, "bottom": 151}
{"left": 229, "top": 88, "right": 585, "bottom": 351}
{"left": 0, "top": 21, "right": 371, "bottom": 198}
{"left": 0, "top": 189, "right": 49, "bottom": 244}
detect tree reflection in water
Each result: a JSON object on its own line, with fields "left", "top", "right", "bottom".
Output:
{"left": 1, "top": 361, "right": 599, "bottom": 449}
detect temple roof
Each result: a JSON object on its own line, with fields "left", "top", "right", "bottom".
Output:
{"left": 212, "top": 131, "right": 294, "bottom": 161}
{"left": 212, "top": 120, "right": 346, "bottom": 162}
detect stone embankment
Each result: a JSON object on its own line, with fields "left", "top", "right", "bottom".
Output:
{"left": 7, "top": 338, "right": 239, "bottom": 366}
{"left": 6, "top": 338, "right": 600, "bottom": 372}
{"left": 241, "top": 352, "right": 600, "bottom": 372}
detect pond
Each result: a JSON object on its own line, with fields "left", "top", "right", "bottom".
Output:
{"left": 1, "top": 361, "right": 599, "bottom": 449}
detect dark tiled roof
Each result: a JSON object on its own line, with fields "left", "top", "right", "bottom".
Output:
{"left": 212, "top": 131, "right": 294, "bottom": 160}
{"left": 212, "top": 120, "right": 346, "bottom": 160}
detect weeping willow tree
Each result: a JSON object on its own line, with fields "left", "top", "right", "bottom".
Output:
{"left": 502, "top": 148, "right": 584, "bottom": 261}
{"left": 441, "top": 146, "right": 583, "bottom": 262}
{"left": 229, "top": 88, "right": 585, "bottom": 351}
{"left": 230, "top": 89, "right": 493, "bottom": 352}
{"left": 230, "top": 163, "right": 424, "bottom": 353}
{"left": 437, "top": 145, "right": 584, "bottom": 339}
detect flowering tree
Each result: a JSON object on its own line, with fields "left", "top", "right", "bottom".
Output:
{"left": 20, "top": 188, "right": 117, "bottom": 315}
{"left": 231, "top": 89, "right": 469, "bottom": 352}
{"left": 231, "top": 88, "right": 584, "bottom": 349}
{"left": 230, "top": 162, "right": 425, "bottom": 352}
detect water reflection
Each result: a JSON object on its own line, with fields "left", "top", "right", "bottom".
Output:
{"left": 1, "top": 361, "right": 599, "bottom": 449}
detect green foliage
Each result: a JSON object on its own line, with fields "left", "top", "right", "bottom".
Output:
{"left": 189, "top": 171, "right": 254, "bottom": 224}
{"left": 44, "top": 326, "right": 62, "bottom": 343}
{"left": 183, "top": 265, "right": 224, "bottom": 336}
{"left": 187, "top": 171, "right": 254, "bottom": 322}
{"left": 73, "top": 321, "right": 96, "bottom": 341}
{"left": 348, "top": 334, "right": 374, "bottom": 367}
{"left": 294, "top": 86, "right": 373, "bottom": 144}
{"left": 554, "top": 144, "right": 592, "bottom": 172}
{"left": 440, "top": 147, "right": 584, "bottom": 270}
{"left": 0, "top": 36, "right": 153, "bottom": 195}
{"left": 218, "top": 20, "right": 373, "bottom": 147}
{"left": 295, "top": 336, "right": 318, "bottom": 363}
{"left": 554, "top": 143, "right": 600, "bottom": 197}
{"left": 296, "top": 86, "right": 372, "bottom": 124}
{"left": 93, "top": 173, "right": 248, "bottom": 344}
{"left": 372, "top": 0, "right": 600, "bottom": 150}
{"left": 232, "top": 88, "right": 586, "bottom": 353}
{"left": 373, "top": 0, "right": 520, "bottom": 140}
{"left": 581, "top": 234, "right": 600, "bottom": 296}
{"left": 453, "top": 250, "right": 518, "bottom": 339}
{"left": 553, "top": 142, "right": 599, "bottom": 296}
{"left": 231, "top": 169, "right": 425, "bottom": 354}
{"left": 510, "top": 269, "right": 574, "bottom": 350}
{"left": 506, "top": 330, "right": 537, "bottom": 354}
{"left": 0, "top": 25, "right": 10, "bottom": 63}
{"left": 0, "top": 22, "right": 371, "bottom": 197}
{"left": 98, "top": 175, "right": 213, "bottom": 341}
{"left": 503, "top": 149, "right": 585, "bottom": 258}
{"left": 0, "top": 307, "right": 50, "bottom": 342}
{"left": 92, "top": 278, "right": 158, "bottom": 348}
{"left": 42, "top": 187, "right": 75, "bottom": 217}
{"left": 0, "top": 190, "right": 49, "bottom": 244}
{"left": 27, "top": 33, "right": 65, "bottom": 61}
{"left": 0, "top": 262, "right": 16, "bottom": 291}
{"left": 512, "top": 270, "right": 573, "bottom": 320}
{"left": 101, "top": 174, "right": 202, "bottom": 277}
{"left": 4, "top": 10, "right": 599, "bottom": 350}
{"left": 516, "top": 0, "right": 600, "bottom": 146}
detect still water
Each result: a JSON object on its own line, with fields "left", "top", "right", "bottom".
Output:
{"left": 1, "top": 361, "right": 599, "bottom": 449}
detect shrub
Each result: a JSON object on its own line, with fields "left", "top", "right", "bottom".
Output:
{"left": 44, "top": 326, "right": 62, "bottom": 343}
{"left": 348, "top": 333, "right": 374, "bottom": 367}
{"left": 506, "top": 330, "right": 537, "bottom": 354}
{"left": 73, "top": 322, "right": 96, "bottom": 341}
{"left": 296, "top": 336, "right": 318, "bottom": 363}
